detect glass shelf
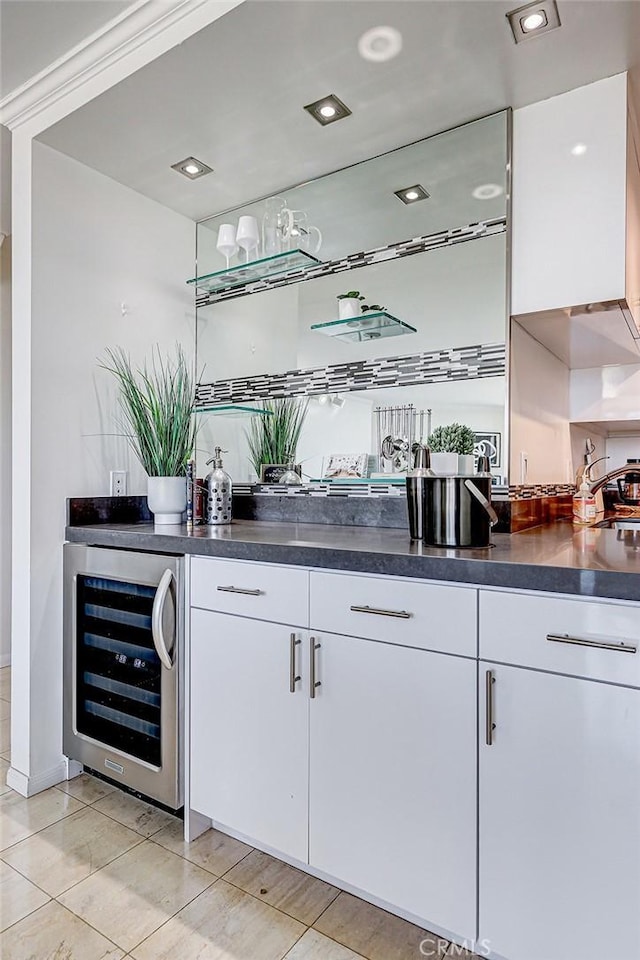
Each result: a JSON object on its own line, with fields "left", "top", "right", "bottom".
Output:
{"left": 187, "top": 249, "right": 322, "bottom": 296}
{"left": 311, "top": 311, "right": 417, "bottom": 342}
{"left": 310, "top": 476, "right": 406, "bottom": 484}
{"left": 195, "top": 404, "right": 273, "bottom": 418}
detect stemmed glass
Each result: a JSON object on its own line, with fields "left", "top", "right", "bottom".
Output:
{"left": 216, "top": 223, "right": 238, "bottom": 270}
{"left": 236, "top": 215, "right": 260, "bottom": 264}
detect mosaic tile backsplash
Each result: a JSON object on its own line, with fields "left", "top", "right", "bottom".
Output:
{"left": 196, "top": 341, "right": 506, "bottom": 406}
{"left": 195, "top": 215, "right": 507, "bottom": 307}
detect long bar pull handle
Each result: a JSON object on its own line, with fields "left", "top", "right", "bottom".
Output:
{"left": 485, "top": 670, "right": 496, "bottom": 746}
{"left": 289, "top": 633, "right": 301, "bottom": 693}
{"left": 152, "top": 569, "right": 175, "bottom": 670}
{"left": 310, "top": 637, "right": 321, "bottom": 699}
{"left": 546, "top": 633, "right": 637, "bottom": 654}
{"left": 350, "top": 604, "right": 412, "bottom": 619}
{"left": 217, "top": 585, "right": 263, "bottom": 596}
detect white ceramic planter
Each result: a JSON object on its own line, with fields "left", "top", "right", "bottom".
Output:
{"left": 338, "top": 297, "right": 361, "bottom": 320}
{"left": 147, "top": 476, "right": 187, "bottom": 525}
{"left": 430, "top": 453, "right": 476, "bottom": 476}
{"left": 430, "top": 452, "right": 459, "bottom": 476}
{"left": 458, "top": 454, "right": 475, "bottom": 476}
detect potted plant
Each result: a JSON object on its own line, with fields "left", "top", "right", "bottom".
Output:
{"left": 100, "top": 345, "right": 196, "bottom": 524}
{"left": 337, "top": 290, "right": 365, "bottom": 320}
{"left": 428, "top": 422, "right": 476, "bottom": 476}
{"left": 245, "top": 397, "right": 308, "bottom": 481}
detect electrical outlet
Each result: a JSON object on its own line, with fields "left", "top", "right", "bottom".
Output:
{"left": 110, "top": 470, "right": 127, "bottom": 497}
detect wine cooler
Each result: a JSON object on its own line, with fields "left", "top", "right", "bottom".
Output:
{"left": 63, "top": 543, "right": 184, "bottom": 809}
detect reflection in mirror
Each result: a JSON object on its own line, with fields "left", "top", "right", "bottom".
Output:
{"left": 194, "top": 110, "right": 510, "bottom": 487}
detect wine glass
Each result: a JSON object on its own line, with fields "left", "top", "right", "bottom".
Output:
{"left": 236, "top": 215, "right": 260, "bottom": 264}
{"left": 216, "top": 223, "right": 238, "bottom": 270}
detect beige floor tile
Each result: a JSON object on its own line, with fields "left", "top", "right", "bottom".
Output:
{"left": 285, "top": 929, "right": 368, "bottom": 960}
{"left": 93, "top": 789, "right": 175, "bottom": 837}
{"left": 0, "top": 716, "right": 10, "bottom": 755}
{"left": 3, "top": 805, "right": 143, "bottom": 896}
{"left": 0, "top": 667, "right": 10, "bottom": 703}
{"left": 0, "top": 750, "right": 10, "bottom": 763}
{"left": 0, "top": 700, "right": 10, "bottom": 722}
{"left": 0, "top": 900, "right": 124, "bottom": 959}
{"left": 0, "top": 861, "right": 50, "bottom": 933}
{"left": 152, "top": 820, "right": 252, "bottom": 876}
{"left": 226, "top": 848, "right": 340, "bottom": 925}
{"left": 131, "top": 878, "right": 304, "bottom": 960}
{"left": 314, "top": 892, "right": 448, "bottom": 960}
{"left": 0, "top": 757, "right": 10, "bottom": 796}
{"left": 58, "top": 772, "right": 118, "bottom": 805}
{"left": 59, "top": 838, "right": 215, "bottom": 952}
{"left": 0, "top": 786, "right": 84, "bottom": 852}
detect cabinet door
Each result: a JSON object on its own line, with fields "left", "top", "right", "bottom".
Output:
{"left": 309, "top": 633, "right": 477, "bottom": 939}
{"left": 190, "top": 609, "right": 308, "bottom": 861}
{"left": 480, "top": 664, "right": 640, "bottom": 960}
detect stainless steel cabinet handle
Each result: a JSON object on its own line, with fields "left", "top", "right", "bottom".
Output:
{"left": 289, "top": 633, "right": 301, "bottom": 693}
{"left": 310, "top": 636, "right": 321, "bottom": 698}
{"left": 151, "top": 569, "right": 175, "bottom": 670}
{"left": 485, "top": 670, "right": 496, "bottom": 746}
{"left": 217, "top": 585, "right": 263, "bottom": 596}
{"left": 349, "top": 604, "right": 412, "bottom": 619}
{"left": 546, "top": 633, "right": 637, "bottom": 654}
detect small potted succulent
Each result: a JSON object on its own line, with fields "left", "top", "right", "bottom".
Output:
{"left": 337, "top": 290, "right": 365, "bottom": 320}
{"left": 428, "top": 422, "right": 476, "bottom": 476}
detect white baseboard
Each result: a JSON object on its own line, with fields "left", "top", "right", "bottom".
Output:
{"left": 6, "top": 759, "right": 70, "bottom": 797}
{"left": 0, "top": 654, "right": 10, "bottom": 668}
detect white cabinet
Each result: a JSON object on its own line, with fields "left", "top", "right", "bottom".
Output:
{"left": 512, "top": 73, "right": 629, "bottom": 316}
{"left": 309, "top": 631, "right": 477, "bottom": 940}
{"left": 190, "top": 608, "right": 309, "bottom": 861}
{"left": 310, "top": 570, "right": 477, "bottom": 656}
{"left": 479, "top": 662, "right": 640, "bottom": 960}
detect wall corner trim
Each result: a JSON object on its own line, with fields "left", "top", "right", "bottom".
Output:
{"left": 0, "top": 0, "right": 243, "bottom": 131}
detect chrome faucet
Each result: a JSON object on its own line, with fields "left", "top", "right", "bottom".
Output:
{"left": 588, "top": 462, "right": 634, "bottom": 496}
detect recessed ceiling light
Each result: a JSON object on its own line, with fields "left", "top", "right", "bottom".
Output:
{"left": 171, "top": 156, "right": 213, "bottom": 180}
{"left": 521, "top": 11, "right": 547, "bottom": 31}
{"left": 507, "top": 0, "right": 560, "bottom": 42}
{"left": 472, "top": 183, "right": 504, "bottom": 200}
{"left": 571, "top": 142, "right": 588, "bottom": 156}
{"left": 358, "top": 25, "right": 403, "bottom": 63}
{"left": 304, "top": 94, "right": 352, "bottom": 126}
{"left": 394, "top": 184, "right": 430, "bottom": 204}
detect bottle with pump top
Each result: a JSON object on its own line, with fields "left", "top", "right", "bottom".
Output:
{"left": 205, "top": 447, "right": 232, "bottom": 525}
{"left": 573, "top": 456, "right": 608, "bottom": 524}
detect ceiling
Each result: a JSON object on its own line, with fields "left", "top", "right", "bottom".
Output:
{"left": 36, "top": 0, "right": 640, "bottom": 223}
{"left": 0, "top": 0, "right": 135, "bottom": 99}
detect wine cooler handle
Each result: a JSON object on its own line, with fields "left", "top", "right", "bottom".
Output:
{"left": 152, "top": 569, "right": 175, "bottom": 670}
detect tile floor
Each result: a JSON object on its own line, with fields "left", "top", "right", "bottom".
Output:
{"left": 0, "top": 666, "right": 479, "bottom": 959}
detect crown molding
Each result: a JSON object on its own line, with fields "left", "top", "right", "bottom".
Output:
{"left": 0, "top": 0, "right": 242, "bottom": 133}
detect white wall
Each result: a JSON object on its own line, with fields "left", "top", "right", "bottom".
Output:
{"left": 0, "top": 235, "right": 10, "bottom": 667}
{"left": 512, "top": 73, "right": 627, "bottom": 316}
{"left": 22, "top": 141, "right": 194, "bottom": 785}
{"left": 510, "top": 322, "right": 571, "bottom": 484}
{"left": 570, "top": 363, "right": 640, "bottom": 423}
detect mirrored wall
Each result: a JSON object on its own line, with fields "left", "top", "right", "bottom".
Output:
{"left": 193, "top": 110, "right": 510, "bottom": 485}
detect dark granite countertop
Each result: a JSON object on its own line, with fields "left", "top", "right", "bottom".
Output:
{"left": 65, "top": 518, "right": 640, "bottom": 602}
